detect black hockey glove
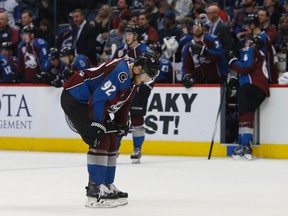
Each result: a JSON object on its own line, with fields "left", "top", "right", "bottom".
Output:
{"left": 117, "top": 123, "right": 130, "bottom": 136}
{"left": 191, "top": 42, "right": 207, "bottom": 57}
{"left": 182, "top": 74, "right": 194, "bottom": 88}
{"left": 91, "top": 122, "right": 106, "bottom": 146}
{"left": 40, "top": 71, "right": 52, "bottom": 85}
{"left": 52, "top": 77, "right": 63, "bottom": 88}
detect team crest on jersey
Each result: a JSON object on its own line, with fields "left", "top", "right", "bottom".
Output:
{"left": 79, "top": 60, "right": 85, "bottom": 67}
{"left": 1, "top": 58, "right": 7, "bottom": 65}
{"left": 24, "top": 53, "right": 37, "bottom": 68}
{"left": 118, "top": 72, "right": 128, "bottom": 83}
{"left": 38, "top": 39, "right": 45, "bottom": 44}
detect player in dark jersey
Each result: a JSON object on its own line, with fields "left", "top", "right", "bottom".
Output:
{"left": 112, "top": 25, "right": 151, "bottom": 163}
{"left": 229, "top": 35, "right": 269, "bottom": 160}
{"left": 61, "top": 53, "right": 160, "bottom": 208}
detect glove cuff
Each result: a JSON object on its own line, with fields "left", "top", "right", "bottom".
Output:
{"left": 91, "top": 122, "right": 106, "bottom": 133}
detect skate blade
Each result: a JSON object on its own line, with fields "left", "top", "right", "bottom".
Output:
{"left": 85, "top": 197, "right": 120, "bottom": 208}
{"left": 118, "top": 198, "right": 128, "bottom": 206}
{"left": 131, "top": 158, "right": 141, "bottom": 164}
{"left": 244, "top": 154, "right": 253, "bottom": 160}
{"left": 232, "top": 155, "right": 253, "bottom": 161}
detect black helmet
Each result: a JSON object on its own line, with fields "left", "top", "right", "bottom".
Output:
{"left": 59, "top": 46, "right": 75, "bottom": 57}
{"left": 148, "top": 42, "right": 162, "bottom": 55}
{"left": 243, "top": 14, "right": 260, "bottom": 27}
{"left": 22, "top": 24, "right": 36, "bottom": 34}
{"left": 248, "top": 35, "right": 264, "bottom": 50}
{"left": 125, "top": 25, "right": 141, "bottom": 35}
{"left": 48, "top": 47, "right": 59, "bottom": 60}
{"left": 134, "top": 53, "right": 160, "bottom": 79}
{"left": 0, "top": 41, "right": 13, "bottom": 50}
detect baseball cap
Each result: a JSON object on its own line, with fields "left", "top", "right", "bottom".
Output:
{"left": 164, "top": 10, "right": 176, "bottom": 19}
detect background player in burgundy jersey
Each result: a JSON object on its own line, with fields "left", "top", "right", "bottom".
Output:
{"left": 229, "top": 35, "right": 269, "bottom": 160}
{"left": 112, "top": 25, "right": 152, "bottom": 163}
{"left": 61, "top": 53, "right": 160, "bottom": 208}
{"left": 16, "top": 24, "right": 49, "bottom": 83}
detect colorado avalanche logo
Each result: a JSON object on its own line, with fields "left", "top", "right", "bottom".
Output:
{"left": 1, "top": 58, "right": 7, "bottom": 65}
{"left": 24, "top": 53, "right": 37, "bottom": 68}
{"left": 118, "top": 72, "right": 128, "bottom": 83}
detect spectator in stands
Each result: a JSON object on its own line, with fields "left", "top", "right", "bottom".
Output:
{"left": 59, "top": 46, "right": 92, "bottom": 80}
{"left": 158, "top": 9, "right": 182, "bottom": 44}
{"left": 231, "top": 0, "right": 258, "bottom": 35}
{"left": 71, "top": 9, "right": 97, "bottom": 65}
{"left": 148, "top": 42, "right": 173, "bottom": 83}
{"left": 0, "top": 11, "right": 19, "bottom": 54}
{"left": 188, "top": 0, "right": 206, "bottom": 20}
{"left": 41, "top": 47, "right": 66, "bottom": 87}
{"left": 263, "top": 0, "right": 281, "bottom": 28}
{"left": 181, "top": 19, "right": 228, "bottom": 87}
{"left": 128, "top": 12, "right": 138, "bottom": 25}
{"left": 0, "top": 0, "right": 20, "bottom": 30}
{"left": 103, "top": 16, "right": 129, "bottom": 57}
{"left": 38, "top": 18, "right": 55, "bottom": 47}
{"left": 17, "top": 24, "right": 49, "bottom": 83}
{"left": 111, "top": 0, "right": 133, "bottom": 29}
{"left": 89, "top": 4, "right": 112, "bottom": 36}
{"left": 144, "top": 0, "right": 160, "bottom": 30}
{"left": 166, "top": 0, "right": 193, "bottom": 21}
{"left": 0, "top": 41, "right": 17, "bottom": 83}
{"left": 138, "top": 11, "right": 158, "bottom": 45}
{"left": 20, "top": 9, "right": 35, "bottom": 29}
{"left": 206, "top": 5, "right": 233, "bottom": 58}
{"left": 258, "top": 8, "right": 277, "bottom": 44}
{"left": 112, "top": 25, "right": 151, "bottom": 164}
{"left": 275, "top": 14, "right": 288, "bottom": 53}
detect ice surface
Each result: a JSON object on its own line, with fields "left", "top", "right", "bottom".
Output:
{"left": 0, "top": 151, "right": 287, "bottom": 216}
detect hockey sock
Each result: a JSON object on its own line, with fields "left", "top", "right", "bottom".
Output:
{"left": 105, "top": 153, "right": 117, "bottom": 184}
{"left": 87, "top": 151, "right": 108, "bottom": 184}
{"left": 132, "top": 126, "right": 145, "bottom": 149}
{"left": 239, "top": 112, "right": 254, "bottom": 146}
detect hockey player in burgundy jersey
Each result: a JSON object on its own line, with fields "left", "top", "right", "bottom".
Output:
{"left": 112, "top": 25, "right": 151, "bottom": 163}
{"left": 61, "top": 53, "right": 160, "bottom": 208}
{"left": 229, "top": 35, "right": 269, "bottom": 160}
{"left": 242, "top": 13, "right": 278, "bottom": 84}
{"left": 17, "top": 24, "right": 49, "bottom": 83}
{"left": 181, "top": 19, "right": 229, "bottom": 88}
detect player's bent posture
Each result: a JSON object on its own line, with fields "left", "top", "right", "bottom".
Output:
{"left": 60, "top": 53, "right": 159, "bottom": 208}
{"left": 228, "top": 35, "right": 269, "bottom": 160}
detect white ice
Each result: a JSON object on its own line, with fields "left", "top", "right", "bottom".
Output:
{"left": 0, "top": 151, "right": 287, "bottom": 216}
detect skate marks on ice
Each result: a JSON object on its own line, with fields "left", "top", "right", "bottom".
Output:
{"left": 0, "top": 151, "right": 288, "bottom": 216}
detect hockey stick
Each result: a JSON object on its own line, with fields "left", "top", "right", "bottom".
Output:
{"left": 208, "top": 84, "right": 226, "bottom": 160}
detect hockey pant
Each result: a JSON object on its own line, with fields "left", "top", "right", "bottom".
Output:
{"left": 60, "top": 90, "right": 117, "bottom": 185}
{"left": 237, "top": 84, "right": 266, "bottom": 146}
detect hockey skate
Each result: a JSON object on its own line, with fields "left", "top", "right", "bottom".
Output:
{"left": 130, "top": 148, "right": 142, "bottom": 164}
{"left": 107, "top": 184, "right": 128, "bottom": 206}
{"left": 232, "top": 145, "right": 252, "bottom": 160}
{"left": 85, "top": 182, "right": 120, "bottom": 208}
